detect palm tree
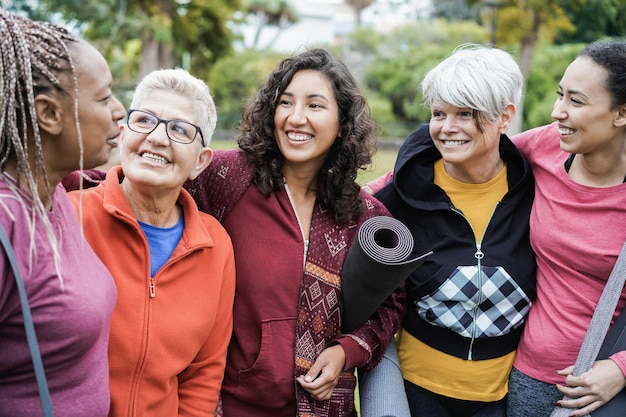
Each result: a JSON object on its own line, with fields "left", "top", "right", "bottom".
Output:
{"left": 345, "top": 0, "right": 376, "bottom": 27}
{"left": 247, "top": 0, "right": 299, "bottom": 49}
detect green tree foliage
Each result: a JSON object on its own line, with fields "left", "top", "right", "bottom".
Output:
{"left": 607, "top": 1, "right": 626, "bottom": 35}
{"left": 523, "top": 42, "right": 583, "bottom": 129}
{"left": 208, "top": 49, "right": 286, "bottom": 131}
{"left": 554, "top": 0, "right": 626, "bottom": 43}
{"left": 466, "top": 0, "right": 575, "bottom": 77}
{"left": 358, "top": 19, "right": 488, "bottom": 137}
{"left": 432, "top": 0, "right": 480, "bottom": 21}
{"left": 173, "top": 1, "right": 242, "bottom": 72}
{"left": 365, "top": 47, "right": 439, "bottom": 128}
{"left": 5, "top": 0, "right": 243, "bottom": 83}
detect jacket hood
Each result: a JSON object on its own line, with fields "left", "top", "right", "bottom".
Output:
{"left": 386, "top": 123, "right": 533, "bottom": 211}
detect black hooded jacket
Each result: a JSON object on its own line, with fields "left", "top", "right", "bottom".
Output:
{"left": 376, "top": 124, "right": 536, "bottom": 360}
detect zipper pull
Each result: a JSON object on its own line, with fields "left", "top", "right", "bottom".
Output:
{"left": 474, "top": 243, "right": 484, "bottom": 260}
{"left": 149, "top": 278, "right": 156, "bottom": 298}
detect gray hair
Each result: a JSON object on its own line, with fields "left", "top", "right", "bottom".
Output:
{"left": 421, "top": 44, "right": 523, "bottom": 123}
{"left": 130, "top": 68, "right": 217, "bottom": 147}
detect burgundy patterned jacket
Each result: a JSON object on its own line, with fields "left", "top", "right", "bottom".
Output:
{"left": 185, "top": 149, "right": 406, "bottom": 417}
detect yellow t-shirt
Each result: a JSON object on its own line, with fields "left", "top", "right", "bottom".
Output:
{"left": 434, "top": 159, "right": 507, "bottom": 242}
{"left": 398, "top": 159, "right": 513, "bottom": 401}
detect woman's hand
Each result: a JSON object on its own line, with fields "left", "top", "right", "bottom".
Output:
{"left": 296, "top": 344, "right": 346, "bottom": 401}
{"left": 555, "top": 359, "right": 626, "bottom": 416}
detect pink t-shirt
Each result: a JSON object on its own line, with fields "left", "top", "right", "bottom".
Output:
{"left": 0, "top": 181, "right": 116, "bottom": 416}
{"left": 512, "top": 122, "right": 626, "bottom": 384}
{"left": 364, "top": 170, "right": 394, "bottom": 194}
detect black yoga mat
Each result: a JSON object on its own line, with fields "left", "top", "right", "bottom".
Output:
{"left": 341, "top": 216, "right": 432, "bottom": 332}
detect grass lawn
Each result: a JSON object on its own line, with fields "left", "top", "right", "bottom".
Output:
{"left": 359, "top": 147, "right": 397, "bottom": 186}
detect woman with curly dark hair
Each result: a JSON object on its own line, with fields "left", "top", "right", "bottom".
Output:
{"left": 185, "top": 48, "right": 404, "bottom": 417}
{"left": 235, "top": 48, "right": 376, "bottom": 225}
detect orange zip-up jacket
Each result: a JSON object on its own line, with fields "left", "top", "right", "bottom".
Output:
{"left": 69, "top": 166, "right": 236, "bottom": 416}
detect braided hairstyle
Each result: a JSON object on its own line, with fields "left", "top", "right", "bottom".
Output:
{"left": 0, "top": 8, "right": 80, "bottom": 287}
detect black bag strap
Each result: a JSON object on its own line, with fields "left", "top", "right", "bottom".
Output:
{"left": 0, "top": 223, "right": 54, "bottom": 416}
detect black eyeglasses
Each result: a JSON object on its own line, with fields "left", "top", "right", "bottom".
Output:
{"left": 126, "top": 109, "right": 205, "bottom": 146}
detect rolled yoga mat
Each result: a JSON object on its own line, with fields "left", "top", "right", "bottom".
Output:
{"left": 341, "top": 216, "right": 432, "bottom": 332}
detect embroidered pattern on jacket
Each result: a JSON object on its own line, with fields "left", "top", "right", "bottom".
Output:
{"left": 217, "top": 165, "right": 229, "bottom": 179}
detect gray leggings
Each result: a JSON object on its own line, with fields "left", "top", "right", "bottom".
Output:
{"left": 506, "top": 367, "right": 562, "bottom": 417}
{"left": 359, "top": 338, "right": 411, "bottom": 417}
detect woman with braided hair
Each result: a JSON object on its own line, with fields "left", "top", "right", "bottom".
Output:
{"left": 0, "top": 8, "right": 125, "bottom": 416}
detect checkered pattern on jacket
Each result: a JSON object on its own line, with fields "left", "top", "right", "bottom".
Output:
{"left": 417, "top": 265, "right": 532, "bottom": 338}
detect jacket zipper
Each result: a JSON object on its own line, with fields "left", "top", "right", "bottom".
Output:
{"left": 284, "top": 183, "right": 309, "bottom": 263}
{"left": 128, "top": 273, "right": 156, "bottom": 416}
{"left": 147, "top": 250, "right": 187, "bottom": 299}
{"left": 283, "top": 183, "right": 308, "bottom": 417}
{"left": 451, "top": 202, "right": 499, "bottom": 360}
{"left": 468, "top": 243, "right": 485, "bottom": 360}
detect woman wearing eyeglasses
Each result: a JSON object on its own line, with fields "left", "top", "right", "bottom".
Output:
{"left": 66, "top": 68, "right": 236, "bottom": 416}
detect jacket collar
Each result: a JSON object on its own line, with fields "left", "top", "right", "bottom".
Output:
{"left": 388, "top": 123, "right": 533, "bottom": 209}
{"left": 102, "top": 166, "right": 215, "bottom": 251}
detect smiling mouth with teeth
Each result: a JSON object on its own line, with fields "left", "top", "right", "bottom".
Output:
{"left": 442, "top": 140, "right": 468, "bottom": 146}
{"left": 141, "top": 152, "right": 168, "bottom": 164}
{"left": 287, "top": 133, "right": 313, "bottom": 142}
{"left": 558, "top": 128, "right": 575, "bottom": 135}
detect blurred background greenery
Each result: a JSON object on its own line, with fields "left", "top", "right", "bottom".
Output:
{"left": 5, "top": 1, "right": 623, "bottom": 412}
{"left": 5, "top": 0, "right": 624, "bottom": 171}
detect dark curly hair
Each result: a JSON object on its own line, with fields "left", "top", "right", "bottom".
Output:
{"left": 236, "top": 48, "right": 377, "bottom": 224}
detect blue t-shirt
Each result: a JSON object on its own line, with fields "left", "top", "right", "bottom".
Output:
{"left": 139, "top": 213, "right": 184, "bottom": 277}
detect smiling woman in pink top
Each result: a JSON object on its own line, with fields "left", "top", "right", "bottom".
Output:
{"left": 508, "top": 38, "right": 626, "bottom": 417}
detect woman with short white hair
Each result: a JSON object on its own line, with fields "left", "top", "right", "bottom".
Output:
{"left": 67, "top": 68, "right": 236, "bottom": 416}
{"left": 364, "top": 44, "right": 536, "bottom": 417}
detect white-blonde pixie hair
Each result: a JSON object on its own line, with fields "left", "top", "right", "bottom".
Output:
{"left": 421, "top": 44, "right": 523, "bottom": 124}
{"left": 130, "top": 68, "right": 217, "bottom": 148}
